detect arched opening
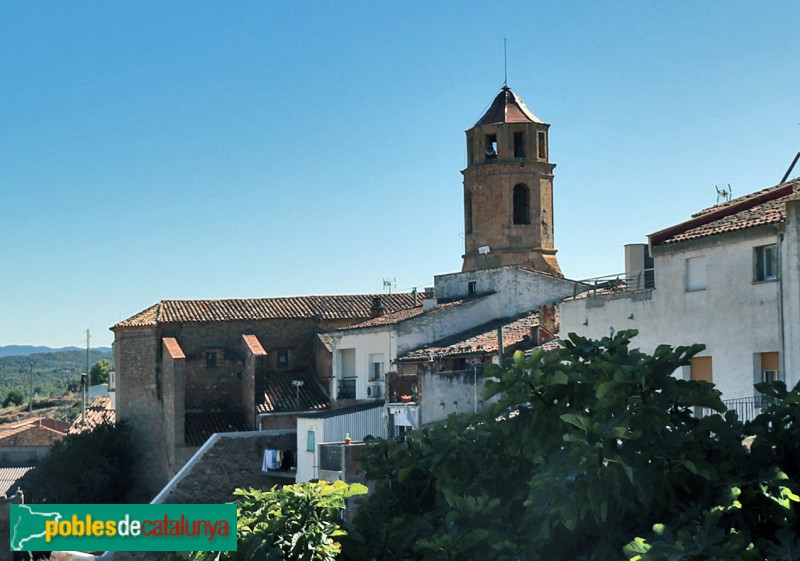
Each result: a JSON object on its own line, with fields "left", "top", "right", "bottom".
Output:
{"left": 465, "top": 190, "right": 473, "bottom": 233}
{"left": 513, "top": 184, "right": 530, "bottom": 225}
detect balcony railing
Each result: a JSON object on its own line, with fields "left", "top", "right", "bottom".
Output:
{"left": 574, "top": 269, "right": 655, "bottom": 297}
{"left": 337, "top": 378, "right": 356, "bottom": 400}
{"left": 697, "top": 395, "right": 770, "bottom": 422}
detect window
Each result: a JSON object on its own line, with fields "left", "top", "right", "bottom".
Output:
{"left": 754, "top": 244, "right": 777, "bottom": 281}
{"left": 513, "top": 184, "right": 530, "bottom": 225}
{"left": 686, "top": 256, "right": 706, "bottom": 291}
{"left": 690, "top": 356, "right": 713, "bottom": 383}
{"left": 467, "top": 280, "right": 477, "bottom": 296}
{"left": 537, "top": 130, "right": 547, "bottom": 159}
{"left": 513, "top": 132, "right": 525, "bottom": 158}
{"left": 306, "top": 430, "right": 315, "bottom": 452}
{"left": 484, "top": 134, "right": 497, "bottom": 160}
{"left": 205, "top": 352, "right": 217, "bottom": 371}
{"left": 369, "top": 353, "right": 385, "bottom": 381}
{"left": 276, "top": 349, "right": 292, "bottom": 369}
{"left": 759, "top": 352, "right": 780, "bottom": 383}
{"left": 465, "top": 190, "right": 473, "bottom": 233}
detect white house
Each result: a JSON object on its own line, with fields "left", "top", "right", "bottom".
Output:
{"left": 561, "top": 179, "right": 800, "bottom": 417}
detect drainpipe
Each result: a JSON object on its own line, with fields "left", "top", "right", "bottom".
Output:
{"left": 777, "top": 226, "right": 786, "bottom": 383}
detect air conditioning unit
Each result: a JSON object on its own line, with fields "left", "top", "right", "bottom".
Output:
{"left": 367, "top": 382, "right": 383, "bottom": 399}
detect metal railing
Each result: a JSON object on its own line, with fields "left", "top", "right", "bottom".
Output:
{"left": 697, "top": 395, "right": 770, "bottom": 422}
{"left": 337, "top": 378, "right": 356, "bottom": 400}
{"left": 574, "top": 268, "right": 655, "bottom": 297}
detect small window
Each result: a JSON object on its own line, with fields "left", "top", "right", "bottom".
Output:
{"left": 690, "top": 356, "right": 713, "bottom": 383}
{"left": 276, "top": 349, "right": 292, "bottom": 369}
{"left": 537, "top": 131, "right": 547, "bottom": 159}
{"left": 759, "top": 351, "right": 780, "bottom": 383}
{"left": 484, "top": 134, "right": 497, "bottom": 160}
{"left": 513, "top": 132, "right": 525, "bottom": 158}
{"left": 369, "top": 353, "right": 385, "bottom": 381}
{"left": 686, "top": 256, "right": 706, "bottom": 291}
{"left": 306, "top": 430, "right": 315, "bottom": 452}
{"left": 513, "top": 184, "right": 530, "bottom": 225}
{"left": 754, "top": 244, "right": 777, "bottom": 281}
{"left": 205, "top": 352, "right": 217, "bottom": 370}
{"left": 468, "top": 280, "right": 477, "bottom": 296}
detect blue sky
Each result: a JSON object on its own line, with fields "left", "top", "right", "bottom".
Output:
{"left": 1, "top": 1, "right": 798, "bottom": 348}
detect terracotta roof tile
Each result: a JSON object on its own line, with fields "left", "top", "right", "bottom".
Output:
{"left": 256, "top": 372, "right": 330, "bottom": 414}
{"left": 162, "top": 337, "right": 185, "bottom": 359}
{"left": 0, "top": 419, "right": 66, "bottom": 447}
{"left": 337, "top": 296, "right": 480, "bottom": 332}
{"left": 242, "top": 334, "right": 266, "bottom": 356}
{"left": 114, "top": 293, "right": 422, "bottom": 329}
{"left": 650, "top": 180, "right": 800, "bottom": 246}
{"left": 68, "top": 396, "right": 115, "bottom": 434}
{"left": 397, "top": 312, "right": 553, "bottom": 362}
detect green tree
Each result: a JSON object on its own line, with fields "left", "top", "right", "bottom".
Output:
{"left": 89, "top": 359, "right": 112, "bottom": 385}
{"left": 27, "top": 421, "right": 139, "bottom": 503}
{"left": 2, "top": 388, "right": 25, "bottom": 408}
{"left": 179, "top": 481, "right": 366, "bottom": 561}
{"left": 346, "top": 331, "right": 800, "bottom": 561}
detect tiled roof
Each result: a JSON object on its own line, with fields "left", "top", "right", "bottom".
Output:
{"left": 68, "top": 396, "right": 115, "bottom": 435}
{"left": 316, "top": 333, "right": 335, "bottom": 353}
{"left": 337, "top": 296, "right": 480, "bottom": 332}
{"left": 398, "top": 312, "right": 552, "bottom": 362}
{"left": 114, "top": 293, "right": 422, "bottom": 328}
{"left": 0, "top": 466, "right": 34, "bottom": 498}
{"left": 257, "top": 372, "right": 330, "bottom": 414}
{"left": 338, "top": 306, "right": 425, "bottom": 330}
{"left": 0, "top": 419, "right": 66, "bottom": 447}
{"left": 475, "top": 85, "right": 544, "bottom": 126}
{"left": 184, "top": 411, "right": 250, "bottom": 447}
{"left": 650, "top": 181, "right": 800, "bottom": 246}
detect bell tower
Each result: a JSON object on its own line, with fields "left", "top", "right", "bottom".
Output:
{"left": 461, "top": 86, "right": 562, "bottom": 277}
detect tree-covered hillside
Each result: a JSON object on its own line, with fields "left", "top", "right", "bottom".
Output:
{"left": 0, "top": 349, "right": 112, "bottom": 399}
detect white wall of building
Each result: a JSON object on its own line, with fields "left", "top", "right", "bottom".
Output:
{"left": 329, "top": 329, "right": 393, "bottom": 400}
{"left": 561, "top": 228, "right": 783, "bottom": 400}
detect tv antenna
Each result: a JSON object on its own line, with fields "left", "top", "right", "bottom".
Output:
{"left": 715, "top": 184, "right": 732, "bottom": 203}
{"left": 382, "top": 277, "right": 396, "bottom": 293}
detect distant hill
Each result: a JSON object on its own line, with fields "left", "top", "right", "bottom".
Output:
{"left": 0, "top": 345, "right": 112, "bottom": 358}
{"left": 0, "top": 348, "right": 113, "bottom": 400}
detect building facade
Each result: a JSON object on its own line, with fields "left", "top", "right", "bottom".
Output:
{"left": 561, "top": 180, "right": 800, "bottom": 416}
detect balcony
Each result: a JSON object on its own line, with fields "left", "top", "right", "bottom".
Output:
{"left": 386, "top": 372, "right": 419, "bottom": 404}
{"left": 574, "top": 268, "right": 655, "bottom": 297}
{"left": 337, "top": 378, "right": 356, "bottom": 400}
{"left": 698, "top": 395, "right": 770, "bottom": 423}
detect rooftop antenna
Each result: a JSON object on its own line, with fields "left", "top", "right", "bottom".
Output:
{"left": 503, "top": 38, "right": 508, "bottom": 87}
{"left": 716, "top": 184, "right": 732, "bottom": 204}
{"left": 383, "top": 277, "right": 396, "bottom": 294}
{"left": 780, "top": 151, "right": 800, "bottom": 184}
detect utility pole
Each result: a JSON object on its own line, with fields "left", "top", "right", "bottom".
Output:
{"left": 28, "top": 363, "right": 33, "bottom": 415}
{"left": 82, "top": 329, "right": 90, "bottom": 426}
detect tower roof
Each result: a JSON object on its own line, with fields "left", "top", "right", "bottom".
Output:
{"left": 474, "top": 86, "right": 544, "bottom": 127}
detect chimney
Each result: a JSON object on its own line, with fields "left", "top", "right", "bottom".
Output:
{"left": 539, "top": 305, "right": 557, "bottom": 334}
{"left": 422, "top": 288, "right": 437, "bottom": 312}
{"left": 370, "top": 296, "right": 385, "bottom": 318}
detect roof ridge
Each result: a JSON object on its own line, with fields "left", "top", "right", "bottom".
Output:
{"left": 650, "top": 181, "right": 797, "bottom": 247}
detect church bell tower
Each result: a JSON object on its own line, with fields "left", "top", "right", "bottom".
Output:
{"left": 461, "top": 86, "right": 562, "bottom": 277}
